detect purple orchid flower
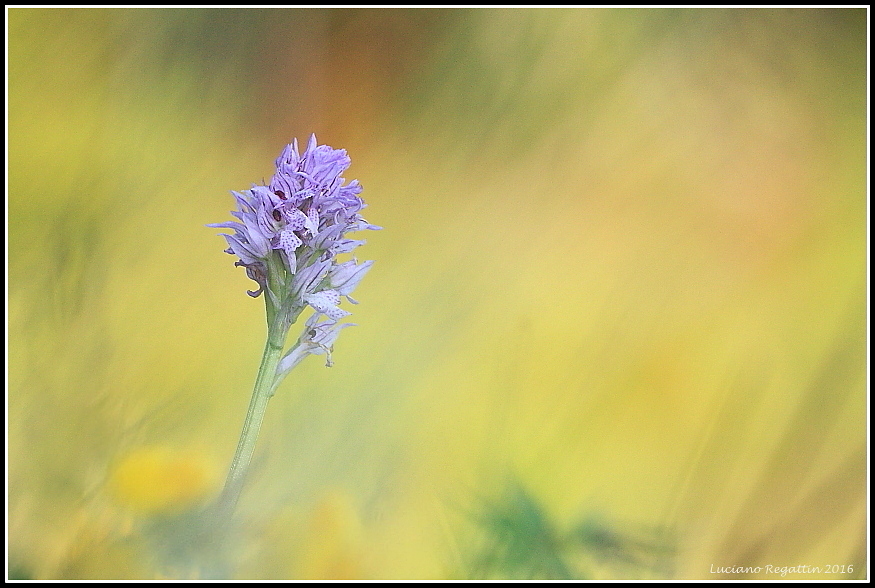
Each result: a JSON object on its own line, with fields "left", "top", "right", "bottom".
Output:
{"left": 210, "top": 135, "right": 379, "bottom": 326}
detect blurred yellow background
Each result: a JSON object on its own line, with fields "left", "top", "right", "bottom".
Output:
{"left": 7, "top": 8, "right": 867, "bottom": 580}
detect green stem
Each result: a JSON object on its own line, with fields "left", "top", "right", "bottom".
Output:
{"left": 215, "top": 252, "right": 293, "bottom": 522}
{"left": 215, "top": 330, "right": 285, "bottom": 520}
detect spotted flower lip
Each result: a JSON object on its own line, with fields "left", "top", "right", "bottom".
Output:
{"left": 209, "top": 135, "right": 379, "bottom": 327}
{"left": 304, "top": 290, "right": 350, "bottom": 321}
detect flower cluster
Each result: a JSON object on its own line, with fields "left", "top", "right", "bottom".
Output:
{"left": 210, "top": 135, "right": 379, "bottom": 332}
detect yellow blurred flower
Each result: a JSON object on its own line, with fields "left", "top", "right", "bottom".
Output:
{"left": 297, "top": 490, "right": 366, "bottom": 580}
{"left": 108, "top": 447, "right": 217, "bottom": 514}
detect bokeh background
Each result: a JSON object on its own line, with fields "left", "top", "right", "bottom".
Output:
{"left": 7, "top": 8, "right": 867, "bottom": 580}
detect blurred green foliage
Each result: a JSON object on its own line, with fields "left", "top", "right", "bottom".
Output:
{"left": 8, "top": 7, "right": 867, "bottom": 580}
{"left": 465, "top": 480, "right": 674, "bottom": 580}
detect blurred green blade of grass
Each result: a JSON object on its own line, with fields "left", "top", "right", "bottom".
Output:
{"left": 716, "top": 301, "right": 867, "bottom": 569}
